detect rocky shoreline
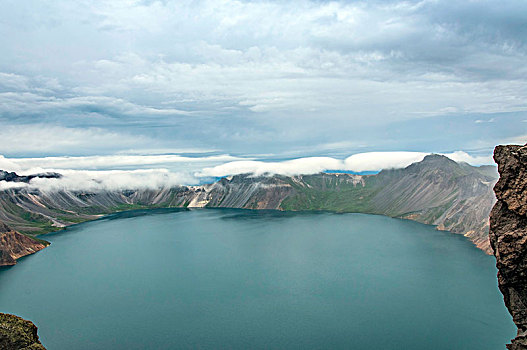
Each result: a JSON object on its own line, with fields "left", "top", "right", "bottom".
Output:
{"left": 0, "top": 313, "right": 46, "bottom": 350}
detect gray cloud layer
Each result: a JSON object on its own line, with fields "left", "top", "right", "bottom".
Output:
{"left": 0, "top": 0, "right": 526, "bottom": 158}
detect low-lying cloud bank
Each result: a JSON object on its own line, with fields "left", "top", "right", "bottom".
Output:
{"left": 0, "top": 151, "right": 493, "bottom": 191}
{"left": 0, "top": 154, "right": 243, "bottom": 173}
{"left": 197, "top": 151, "right": 492, "bottom": 177}
{"left": 0, "top": 169, "right": 196, "bottom": 192}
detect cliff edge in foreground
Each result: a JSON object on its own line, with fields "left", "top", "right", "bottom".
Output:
{"left": 0, "top": 313, "right": 46, "bottom": 350}
{"left": 490, "top": 144, "right": 527, "bottom": 350}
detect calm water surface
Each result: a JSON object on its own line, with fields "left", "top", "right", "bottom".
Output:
{"left": 0, "top": 209, "right": 515, "bottom": 349}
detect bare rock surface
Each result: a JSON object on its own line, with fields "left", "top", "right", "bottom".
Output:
{"left": 0, "top": 221, "right": 47, "bottom": 266}
{"left": 490, "top": 144, "right": 527, "bottom": 349}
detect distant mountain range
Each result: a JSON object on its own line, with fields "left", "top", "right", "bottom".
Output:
{"left": 0, "top": 154, "right": 498, "bottom": 266}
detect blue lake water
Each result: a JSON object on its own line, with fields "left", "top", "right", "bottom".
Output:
{"left": 0, "top": 209, "right": 515, "bottom": 349}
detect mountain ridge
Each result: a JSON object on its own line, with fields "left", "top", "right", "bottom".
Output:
{"left": 0, "top": 155, "right": 498, "bottom": 266}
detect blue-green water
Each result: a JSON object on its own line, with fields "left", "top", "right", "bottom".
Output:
{"left": 0, "top": 209, "right": 515, "bottom": 349}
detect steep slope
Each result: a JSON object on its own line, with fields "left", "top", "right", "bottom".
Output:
{"left": 277, "top": 155, "right": 496, "bottom": 251}
{"left": 0, "top": 154, "right": 498, "bottom": 265}
{"left": 0, "top": 313, "right": 46, "bottom": 350}
{"left": 489, "top": 144, "right": 527, "bottom": 350}
{"left": 0, "top": 187, "right": 190, "bottom": 235}
{"left": 371, "top": 155, "right": 497, "bottom": 251}
{"left": 0, "top": 221, "right": 47, "bottom": 266}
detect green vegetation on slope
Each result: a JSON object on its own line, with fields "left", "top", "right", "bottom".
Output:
{"left": 280, "top": 175, "right": 379, "bottom": 213}
{"left": 0, "top": 313, "right": 46, "bottom": 350}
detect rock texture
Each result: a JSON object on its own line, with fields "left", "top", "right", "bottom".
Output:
{"left": 0, "top": 313, "right": 46, "bottom": 349}
{"left": 490, "top": 144, "right": 527, "bottom": 350}
{"left": 0, "top": 221, "right": 47, "bottom": 266}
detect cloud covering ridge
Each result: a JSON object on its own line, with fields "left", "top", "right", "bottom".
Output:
{"left": 0, "top": 151, "right": 493, "bottom": 191}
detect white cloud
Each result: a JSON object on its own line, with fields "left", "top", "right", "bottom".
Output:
{"left": 442, "top": 151, "right": 493, "bottom": 165}
{"left": 0, "top": 125, "right": 153, "bottom": 155}
{"left": 196, "top": 157, "right": 343, "bottom": 177}
{"left": 343, "top": 152, "right": 428, "bottom": 172}
{"left": 3, "top": 169, "right": 198, "bottom": 192}
{"left": 501, "top": 135, "right": 527, "bottom": 145}
{"left": 0, "top": 153, "right": 246, "bottom": 191}
{"left": 196, "top": 151, "right": 493, "bottom": 178}
{"left": 2, "top": 0, "right": 526, "bottom": 126}
{"left": 34, "top": 169, "right": 197, "bottom": 191}
{"left": 0, "top": 150, "right": 495, "bottom": 191}
{"left": 0, "top": 1, "right": 525, "bottom": 165}
{"left": 1, "top": 154, "right": 244, "bottom": 173}
{"left": 69, "top": 46, "right": 527, "bottom": 119}
{"left": 475, "top": 118, "right": 495, "bottom": 123}
{"left": 0, "top": 156, "right": 20, "bottom": 172}
{"left": 0, "top": 181, "right": 28, "bottom": 191}
{"left": 0, "top": 72, "right": 30, "bottom": 90}
{"left": 0, "top": 93, "right": 190, "bottom": 117}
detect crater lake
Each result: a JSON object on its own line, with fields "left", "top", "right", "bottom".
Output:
{"left": 0, "top": 209, "right": 515, "bottom": 349}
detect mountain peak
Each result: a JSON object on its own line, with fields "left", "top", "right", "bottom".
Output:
{"left": 421, "top": 154, "right": 456, "bottom": 164}
{"left": 400, "top": 154, "right": 459, "bottom": 173}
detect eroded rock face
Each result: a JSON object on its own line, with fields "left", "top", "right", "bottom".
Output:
{"left": 0, "top": 313, "right": 46, "bottom": 350}
{"left": 490, "top": 144, "right": 527, "bottom": 349}
{"left": 0, "top": 221, "right": 47, "bottom": 266}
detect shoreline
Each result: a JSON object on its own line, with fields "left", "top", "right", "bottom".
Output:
{"left": 6, "top": 205, "right": 490, "bottom": 269}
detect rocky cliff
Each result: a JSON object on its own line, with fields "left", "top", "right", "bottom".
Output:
{"left": 0, "top": 154, "right": 498, "bottom": 265}
{"left": 0, "top": 221, "right": 47, "bottom": 266}
{"left": 0, "top": 313, "right": 46, "bottom": 349}
{"left": 490, "top": 144, "right": 527, "bottom": 350}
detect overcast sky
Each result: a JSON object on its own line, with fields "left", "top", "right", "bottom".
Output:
{"left": 0, "top": 0, "right": 526, "bottom": 183}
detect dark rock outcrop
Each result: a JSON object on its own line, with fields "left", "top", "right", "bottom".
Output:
{"left": 490, "top": 144, "right": 527, "bottom": 349}
{"left": 0, "top": 170, "right": 61, "bottom": 183}
{"left": 0, "top": 221, "right": 47, "bottom": 266}
{"left": 0, "top": 313, "right": 46, "bottom": 349}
